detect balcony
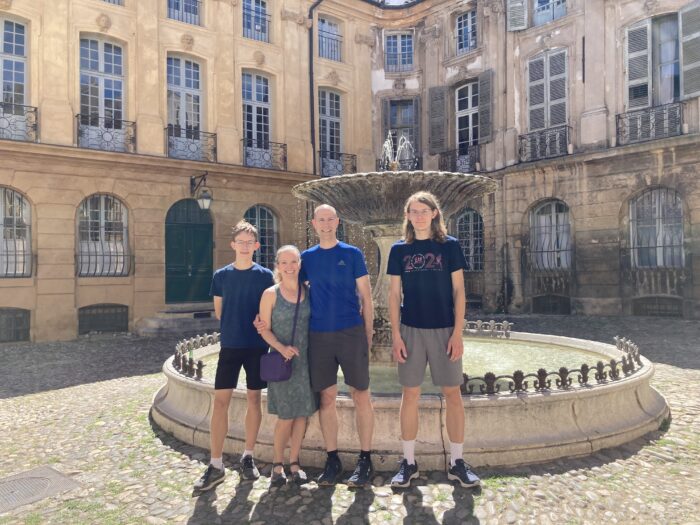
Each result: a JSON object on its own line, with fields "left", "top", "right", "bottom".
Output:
{"left": 533, "top": 0, "right": 567, "bottom": 26}
{"left": 616, "top": 103, "right": 683, "bottom": 147}
{"left": 439, "top": 145, "right": 480, "bottom": 173}
{"left": 241, "top": 138, "right": 287, "bottom": 170}
{"left": 168, "top": 0, "right": 201, "bottom": 25}
{"left": 376, "top": 155, "right": 422, "bottom": 171}
{"left": 76, "top": 114, "right": 136, "bottom": 153}
{"left": 0, "top": 104, "right": 38, "bottom": 142}
{"left": 519, "top": 125, "right": 570, "bottom": 163}
{"left": 319, "top": 30, "right": 342, "bottom": 61}
{"left": 166, "top": 126, "right": 217, "bottom": 162}
{"left": 243, "top": 8, "right": 270, "bottom": 42}
{"left": 385, "top": 53, "right": 413, "bottom": 73}
{"left": 319, "top": 151, "right": 356, "bottom": 177}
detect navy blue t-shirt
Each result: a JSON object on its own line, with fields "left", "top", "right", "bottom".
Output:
{"left": 387, "top": 236, "right": 467, "bottom": 329}
{"left": 300, "top": 242, "right": 368, "bottom": 332}
{"left": 209, "top": 263, "right": 274, "bottom": 349}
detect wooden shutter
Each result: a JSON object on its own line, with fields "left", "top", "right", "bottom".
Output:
{"left": 548, "top": 49, "right": 567, "bottom": 127}
{"left": 428, "top": 86, "right": 447, "bottom": 154}
{"left": 478, "top": 69, "right": 494, "bottom": 144}
{"left": 681, "top": 0, "right": 700, "bottom": 99}
{"left": 412, "top": 96, "right": 421, "bottom": 154}
{"left": 528, "top": 54, "right": 546, "bottom": 130}
{"left": 625, "top": 21, "right": 651, "bottom": 109}
{"left": 507, "top": 0, "right": 528, "bottom": 32}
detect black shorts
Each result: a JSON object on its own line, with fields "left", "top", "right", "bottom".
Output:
{"left": 309, "top": 324, "right": 370, "bottom": 392}
{"left": 214, "top": 347, "right": 268, "bottom": 391}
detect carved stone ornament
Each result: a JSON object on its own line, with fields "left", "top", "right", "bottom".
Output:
{"left": 181, "top": 33, "right": 195, "bottom": 51}
{"left": 96, "top": 14, "right": 112, "bottom": 33}
{"left": 325, "top": 70, "right": 341, "bottom": 86}
{"left": 538, "top": 32, "right": 554, "bottom": 50}
{"left": 0, "top": 0, "right": 12, "bottom": 10}
{"left": 393, "top": 78, "right": 405, "bottom": 91}
{"left": 419, "top": 24, "right": 441, "bottom": 44}
{"left": 483, "top": 0, "right": 505, "bottom": 15}
{"left": 281, "top": 8, "right": 306, "bottom": 26}
{"left": 254, "top": 50, "right": 265, "bottom": 66}
{"left": 644, "top": 0, "right": 659, "bottom": 13}
{"left": 354, "top": 31, "right": 375, "bottom": 49}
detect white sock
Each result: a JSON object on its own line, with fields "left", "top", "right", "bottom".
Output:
{"left": 402, "top": 440, "right": 416, "bottom": 465}
{"left": 242, "top": 449, "right": 254, "bottom": 459}
{"left": 450, "top": 442, "right": 463, "bottom": 467}
{"left": 210, "top": 457, "right": 224, "bottom": 470}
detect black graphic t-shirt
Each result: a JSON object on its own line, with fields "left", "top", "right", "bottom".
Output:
{"left": 387, "top": 236, "right": 467, "bottom": 329}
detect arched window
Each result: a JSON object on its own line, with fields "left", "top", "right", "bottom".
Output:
{"left": 0, "top": 187, "right": 31, "bottom": 277}
{"left": 630, "top": 188, "right": 684, "bottom": 268}
{"left": 529, "top": 200, "right": 572, "bottom": 270}
{"left": 244, "top": 205, "right": 277, "bottom": 269}
{"left": 452, "top": 207, "right": 483, "bottom": 272}
{"left": 77, "top": 194, "right": 130, "bottom": 277}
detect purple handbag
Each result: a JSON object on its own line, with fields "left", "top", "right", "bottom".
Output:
{"left": 260, "top": 285, "right": 302, "bottom": 383}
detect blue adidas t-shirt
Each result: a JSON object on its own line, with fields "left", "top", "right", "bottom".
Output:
{"left": 209, "top": 263, "right": 274, "bottom": 349}
{"left": 300, "top": 242, "right": 368, "bottom": 332}
{"left": 387, "top": 236, "right": 467, "bottom": 329}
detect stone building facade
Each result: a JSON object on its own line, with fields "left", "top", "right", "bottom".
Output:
{"left": 0, "top": 0, "right": 699, "bottom": 342}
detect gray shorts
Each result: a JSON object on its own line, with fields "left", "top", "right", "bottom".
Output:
{"left": 309, "top": 324, "right": 370, "bottom": 392}
{"left": 398, "top": 324, "right": 463, "bottom": 388}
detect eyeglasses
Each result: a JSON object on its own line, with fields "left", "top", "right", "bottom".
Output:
{"left": 234, "top": 240, "right": 256, "bottom": 247}
{"left": 408, "top": 209, "right": 433, "bottom": 217}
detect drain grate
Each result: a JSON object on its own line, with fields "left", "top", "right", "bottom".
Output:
{"left": 0, "top": 466, "right": 80, "bottom": 513}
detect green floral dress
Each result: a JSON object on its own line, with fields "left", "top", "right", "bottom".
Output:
{"left": 266, "top": 285, "right": 318, "bottom": 419}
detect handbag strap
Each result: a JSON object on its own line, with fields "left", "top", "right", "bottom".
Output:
{"left": 289, "top": 284, "right": 303, "bottom": 347}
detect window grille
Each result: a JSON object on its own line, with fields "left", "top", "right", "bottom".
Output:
{"left": 77, "top": 194, "right": 130, "bottom": 277}
{"left": 529, "top": 200, "right": 572, "bottom": 270}
{"left": 0, "top": 187, "right": 32, "bottom": 277}
{"left": 452, "top": 207, "right": 484, "bottom": 272}
{"left": 78, "top": 304, "right": 128, "bottom": 334}
{"left": 0, "top": 308, "right": 30, "bottom": 342}
{"left": 630, "top": 188, "right": 684, "bottom": 269}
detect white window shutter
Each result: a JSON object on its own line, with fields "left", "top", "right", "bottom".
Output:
{"left": 680, "top": 0, "right": 700, "bottom": 99}
{"left": 507, "top": 0, "right": 528, "bottom": 32}
{"left": 625, "top": 21, "right": 651, "bottom": 109}
{"left": 478, "top": 69, "right": 494, "bottom": 144}
{"left": 528, "top": 55, "right": 546, "bottom": 131}
{"left": 548, "top": 49, "right": 567, "bottom": 127}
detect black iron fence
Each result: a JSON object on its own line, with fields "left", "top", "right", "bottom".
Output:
{"left": 319, "top": 151, "right": 356, "bottom": 177}
{"left": 616, "top": 102, "right": 683, "bottom": 146}
{"left": 76, "top": 249, "right": 133, "bottom": 277}
{"left": 385, "top": 53, "right": 413, "bottom": 73}
{"left": 439, "top": 145, "right": 480, "bottom": 173}
{"left": 243, "top": 8, "right": 270, "bottom": 42}
{"left": 166, "top": 126, "right": 217, "bottom": 162}
{"left": 173, "top": 333, "right": 220, "bottom": 380}
{"left": 76, "top": 114, "right": 136, "bottom": 153}
{"left": 241, "top": 138, "right": 287, "bottom": 170}
{"left": 519, "top": 125, "right": 570, "bottom": 163}
{"left": 0, "top": 104, "right": 38, "bottom": 142}
{"left": 319, "top": 30, "right": 342, "bottom": 61}
{"left": 168, "top": 0, "right": 201, "bottom": 25}
{"left": 0, "top": 248, "right": 33, "bottom": 278}
{"left": 376, "top": 155, "right": 422, "bottom": 171}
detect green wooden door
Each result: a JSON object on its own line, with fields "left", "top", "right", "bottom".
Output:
{"left": 165, "top": 200, "right": 213, "bottom": 303}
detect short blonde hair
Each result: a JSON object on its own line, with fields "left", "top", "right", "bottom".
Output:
{"left": 273, "top": 245, "right": 301, "bottom": 283}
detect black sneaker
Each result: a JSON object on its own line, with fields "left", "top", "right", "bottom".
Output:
{"left": 270, "top": 464, "right": 286, "bottom": 487}
{"left": 317, "top": 456, "right": 343, "bottom": 486}
{"left": 447, "top": 459, "right": 480, "bottom": 488}
{"left": 240, "top": 455, "right": 260, "bottom": 481}
{"left": 346, "top": 456, "right": 373, "bottom": 488}
{"left": 194, "top": 464, "right": 225, "bottom": 491}
{"left": 390, "top": 459, "right": 419, "bottom": 488}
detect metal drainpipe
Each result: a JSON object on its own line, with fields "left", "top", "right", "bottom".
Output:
{"left": 308, "top": 0, "right": 326, "bottom": 177}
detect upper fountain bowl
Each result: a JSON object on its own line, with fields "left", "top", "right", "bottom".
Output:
{"left": 292, "top": 170, "right": 499, "bottom": 225}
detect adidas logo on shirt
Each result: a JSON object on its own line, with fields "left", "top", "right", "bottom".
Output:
{"left": 337, "top": 260, "right": 346, "bottom": 266}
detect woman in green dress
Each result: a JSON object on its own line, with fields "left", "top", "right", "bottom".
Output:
{"left": 258, "top": 245, "right": 317, "bottom": 486}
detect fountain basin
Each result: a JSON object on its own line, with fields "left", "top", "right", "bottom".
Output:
{"left": 151, "top": 331, "right": 669, "bottom": 471}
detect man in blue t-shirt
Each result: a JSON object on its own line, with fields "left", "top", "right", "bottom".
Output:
{"left": 387, "top": 191, "right": 481, "bottom": 489}
{"left": 193, "top": 220, "right": 274, "bottom": 492}
{"left": 301, "top": 204, "right": 376, "bottom": 487}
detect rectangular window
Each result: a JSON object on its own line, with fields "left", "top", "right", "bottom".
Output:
{"left": 168, "top": 0, "right": 201, "bottom": 26}
{"left": 533, "top": 0, "right": 567, "bottom": 27}
{"left": 243, "top": 0, "right": 270, "bottom": 43}
{"left": 385, "top": 33, "right": 413, "bottom": 73}
{"left": 242, "top": 73, "right": 272, "bottom": 168}
{"left": 319, "top": 17, "right": 342, "bottom": 62}
{"left": 456, "top": 11, "right": 477, "bottom": 55}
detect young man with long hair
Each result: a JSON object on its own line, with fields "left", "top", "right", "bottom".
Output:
{"left": 387, "top": 191, "right": 480, "bottom": 488}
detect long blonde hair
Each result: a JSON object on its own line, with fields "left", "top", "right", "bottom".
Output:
{"left": 273, "top": 245, "right": 301, "bottom": 283}
{"left": 403, "top": 191, "right": 448, "bottom": 244}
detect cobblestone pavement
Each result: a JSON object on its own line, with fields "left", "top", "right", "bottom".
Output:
{"left": 0, "top": 316, "right": 699, "bottom": 524}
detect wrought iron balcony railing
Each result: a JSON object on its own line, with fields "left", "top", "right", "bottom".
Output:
{"left": 243, "top": 8, "right": 270, "bottom": 42}
{"left": 456, "top": 33, "right": 477, "bottom": 55}
{"left": 319, "top": 30, "right": 342, "bottom": 61}
{"left": 376, "top": 155, "right": 422, "bottom": 171}
{"left": 102, "top": 0, "right": 123, "bottom": 4}
{"left": 439, "top": 145, "right": 480, "bottom": 173}
{"left": 166, "top": 126, "right": 217, "bottom": 162}
{"left": 616, "top": 102, "right": 683, "bottom": 147}
{"left": 168, "top": 0, "right": 201, "bottom": 25}
{"left": 76, "top": 249, "right": 133, "bottom": 277}
{"left": 241, "top": 138, "right": 287, "bottom": 170}
{"left": 385, "top": 53, "right": 414, "bottom": 73}
{"left": 0, "top": 246, "right": 33, "bottom": 278}
{"left": 76, "top": 114, "right": 136, "bottom": 153}
{"left": 319, "top": 151, "right": 357, "bottom": 177}
{"left": 519, "top": 125, "right": 570, "bottom": 163}
{"left": 0, "top": 104, "right": 38, "bottom": 142}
